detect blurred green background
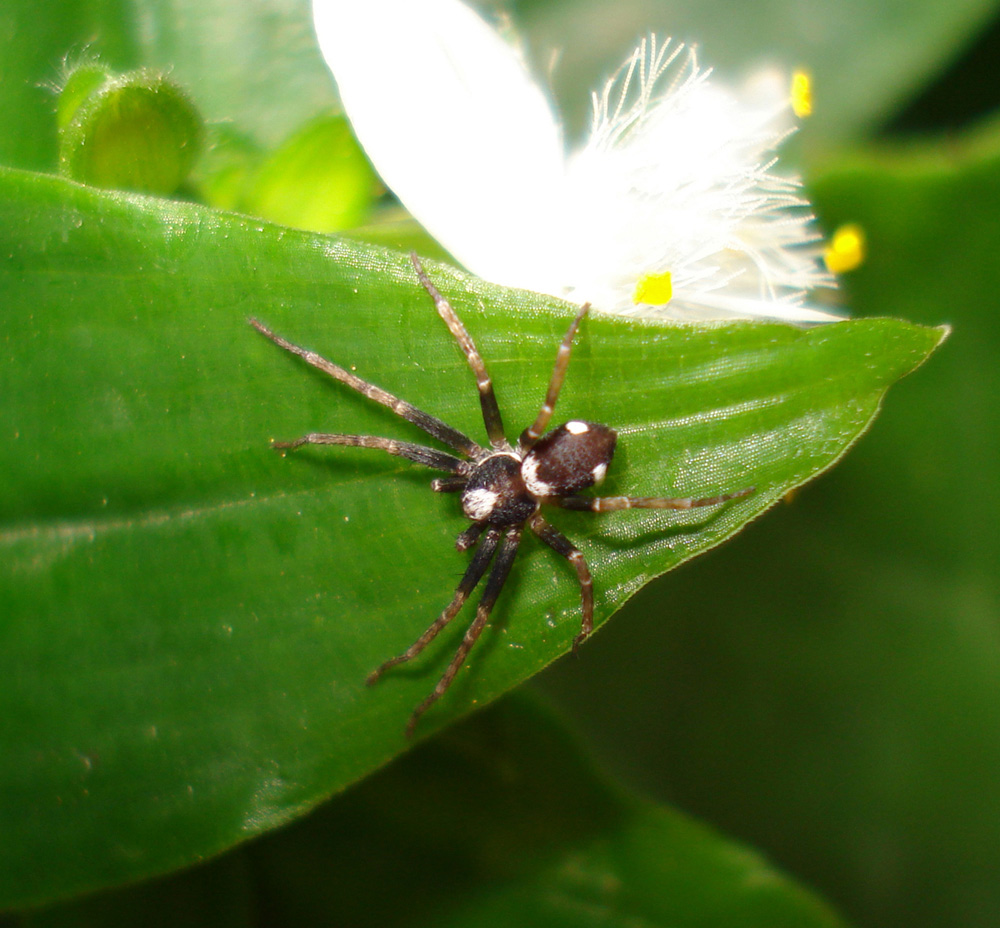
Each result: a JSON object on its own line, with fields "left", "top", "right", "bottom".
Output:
{"left": 2, "top": 1, "right": 999, "bottom": 926}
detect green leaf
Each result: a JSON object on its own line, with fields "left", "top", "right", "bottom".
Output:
{"left": 17, "top": 695, "right": 850, "bottom": 928}
{"left": 537, "top": 120, "right": 1000, "bottom": 928}
{"left": 0, "top": 166, "right": 942, "bottom": 908}
{"left": 0, "top": 3, "right": 100, "bottom": 170}
{"left": 239, "top": 113, "right": 378, "bottom": 232}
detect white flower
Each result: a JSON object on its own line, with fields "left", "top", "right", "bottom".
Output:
{"left": 312, "top": 0, "right": 841, "bottom": 323}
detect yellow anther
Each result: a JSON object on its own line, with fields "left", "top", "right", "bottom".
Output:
{"left": 791, "top": 70, "right": 812, "bottom": 118}
{"left": 633, "top": 271, "right": 673, "bottom": 305}
{"left": 824, "top": 223, "right": 866, "bottom": 274}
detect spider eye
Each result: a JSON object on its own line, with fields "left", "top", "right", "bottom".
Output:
{"left": 522, "top": 421, "right": 617, "bottom": 496}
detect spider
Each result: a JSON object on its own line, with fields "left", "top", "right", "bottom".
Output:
{"left": 251, "top": 254, "right": 753, "bottom": 737}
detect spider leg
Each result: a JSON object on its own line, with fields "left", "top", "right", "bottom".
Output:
{"left": 273, "top": 433, "right": 472, "bottom": 474}
{"left": 455, "top": 521, "right": 487, "bottom": 551}
{"left": 529, "top": 513, "right": 594, "bottom": 653}
{"left": 405, "top": 525, "right": 522, "bottom": 738}
{"left": 410, "top": 254, "right": 507, "bottom": 451}
{"left": 250, "top": 318, "right": 483, "bottom": 459}
{"left": 367, "top": 526, "right": 502, "bottom": 688}
{"left": 519, "top": 303, "right": 590, "bottom": 451}
{"left": 550, "top": 486, "right": 755, "bottom": 512}
{"left": 430, "top": 475, "right": 468, "bottom": 493}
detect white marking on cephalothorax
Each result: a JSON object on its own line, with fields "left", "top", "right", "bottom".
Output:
{"left": 521, "top": 454, "right": 555, "bottom": 497}
{"left": 565, "top": 420, "right": 589, "bottom": 435}
{"left": 591, "top": 462, "right": 608, "bottom": 484}
{"left": 462, "top": 488, "right": 499, "bottom": 521}
{"left": 484, "top": 450, "right": 523, "bottom": 464}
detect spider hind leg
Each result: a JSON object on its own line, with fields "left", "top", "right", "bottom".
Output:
{"left": 551, "top": 486, "right": 755, "bottom": 512}
{"left": 529, "top": 513, "right": 594, "bottom": 652}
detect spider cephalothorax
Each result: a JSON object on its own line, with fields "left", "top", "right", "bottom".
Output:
{"left": 251, "top": 254, "right": 752, "bottom": 736}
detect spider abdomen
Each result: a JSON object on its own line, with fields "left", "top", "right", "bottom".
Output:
{"left": 522, "top": 421, "right": 617, "bottom": 497}
{"left": 462, "top": 453, "right": 539, "bottom": 526}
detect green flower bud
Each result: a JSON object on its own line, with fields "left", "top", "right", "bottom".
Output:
{"left": 56, "top": 63, "right": 111, "bottom": 130}
{"left": 58, "top": 69, "right": 204, "bottom": 195}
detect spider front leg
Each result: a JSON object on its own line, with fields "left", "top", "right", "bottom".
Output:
{"left": 367, "top": 526, "right": 502, "bottom": 690}
{"left": 405, "top": 525, "right": 522, "bottom": 738}
{"left": 411, "top": 253, "right": 508, "bottom": 451}
{"left": 529, "top": 513, "right": 594, "bottom": 652}
{"left": 519, "top": 303, "right": 590, "bottom": 452}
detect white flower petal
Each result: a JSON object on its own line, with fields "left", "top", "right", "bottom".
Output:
{"left": 312, "top": 0, "right": 566, "bottom": 291}
{"left": 315, "top": 3, "right": 843, "bottom": 323}
{"left": 558, "top": 38, "right": 837, "bottom": 320}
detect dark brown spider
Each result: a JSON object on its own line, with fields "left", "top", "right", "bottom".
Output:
{"left": 251, "top": 254, "right": 753, "bottom": 736}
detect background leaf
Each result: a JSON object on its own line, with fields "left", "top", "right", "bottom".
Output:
{"left": 512, "top": 0, "right": 1000, "bottom": 146}
{"left": 0, "top": 0, "right": 336, "bottom": 171}
{"left": 14, "top": 695, "right": 850, "bottom": 928}
{"left": 0, "top": 166, "right": 940, "bottom": 908}
{"left": 238, "top": 112, "right": 378, "bottom": 231}
{"left": 5, "top": 0, "right": 999, "bottom": 178}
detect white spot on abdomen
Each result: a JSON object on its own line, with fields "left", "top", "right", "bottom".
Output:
{"left": 565, "top": 420, "right": 589, "bottom": 435}
{"left": 521, "top": 454, "right": 555, "bottom": 497}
